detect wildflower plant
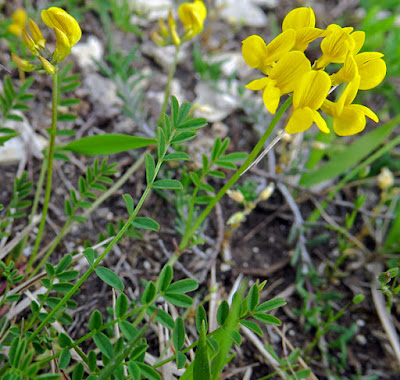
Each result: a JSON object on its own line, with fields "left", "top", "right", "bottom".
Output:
{"left": 242, "top": 6, "right": 386, "bottom": 136}
{"left": 0, "top": 2, "right": 395, "bottom": 379}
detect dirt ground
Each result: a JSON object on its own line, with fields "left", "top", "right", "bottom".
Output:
{"left": 1, "top": 0, "right": 399, "bottom": 378}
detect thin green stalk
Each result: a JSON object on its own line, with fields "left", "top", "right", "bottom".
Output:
{"left": 159, "top": 45, "right": 180, "bottom": 124}
{"left": 307, "top": 118, "right": 400, "bottom": 223}
{"left": 30, "top": 151, "right": 147, "bottom": 276}
{"left": 176, "top": 96, "right": 293, "bottom": 256}
{"left": 27, "top": 130, "right": 173, "bottom": 343}
{"left": 27, "top": 72, "right": 59, "bottom": 272}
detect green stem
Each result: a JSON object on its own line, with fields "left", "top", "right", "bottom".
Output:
{"left": 27, "top": 72, "right": 59, "bottom": 272}
{"left": 176, "top": 96, "right": 292, "bottom": 256}
{"left": 158, "top": 45, "right": 180, "bottom": 124}
{"left": 307, "top": 117, "right": 400, "bottom": 223}
{"left": 28, "top": 132, "right": 173, "bottom": 343}
{"left": 29, "top": 151, "right": 147, "bottom": 277}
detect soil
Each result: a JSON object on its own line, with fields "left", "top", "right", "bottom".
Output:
{"left": 1, "top": 0, "right": 399, "bottom": 379}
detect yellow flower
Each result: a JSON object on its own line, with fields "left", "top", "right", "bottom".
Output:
{"left": 11, "top": 53, "right": 35, "bottom": 72}
{"left": 282, "top": 7, "right": 324, "bottom": 52}
{"left": 168, "top": 11, "right": 181, "bottom": 46}
{"left": 245, "top": 51, "right": 311, "bottom": 114}
{"left": 242, "top": 30, "right": 296, "bottom": 74}
{"left": 331, "top": 51, "right": 386, "bottom": 90}
{"left": 41, "top": 7, "right": 82, "bottom": 62}
{"left": 29, "top": 18, "right": 46, "bottom": 50}
{"left": 21, "top": 29, "right": 40, "bottom": 55}
{"left": 178, "top": 0, "right": 207, "bottom": 39}
{"left": 315, "top": 24, "right": 365, "bottom": 69}
{"left": 38, "top": 55, "right": 56, "bottom": 74}
{"left": 8, "top": 8, "right": 27, "bottom": 36}
{"left": 285, "top": 70, "right": 331, "bottom": 134}
{"left": 321, "top": 75, "right": 379, "bottom": 136}
{"left": 355, "top": 53, "right": 386, "bottom": 90}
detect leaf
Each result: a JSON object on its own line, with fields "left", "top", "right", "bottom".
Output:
{"left": 141, "top": 281, "right": 156, "bottom": 304}
{"left": 123, "top": 194, "right": 134, "bottom": 216}
{"left": 171, "top": 131, "right": 196, "bottom": 144}
{"left": 163, "top": 152, "right": 190, "bottom": 161}
{"left": 255, "top": 298, "right": 286, "bottom": 313}
{"left": 89, "top": 309, "right": 103, "bottom": 331}
{"left": 127, "top": 362, "right": 140, "bottom": 380}
{"left": 193, "top": 321, "right": 210, "bottom": 380}
{"left": 218, "top": 152, "right": 248, "bottom": 162}
{"left": 95, "top": 267, "right": 124, "bottom": 292}
{"left": 176, "top": 352, "right": 187, "bottom": 369}
{"left": 59, "top": 348, "right": 71, "bottom": 369}
{"left": 119, "top": 320, "right": 138, "bottom": 340}
{"left": 166, "top": 279, "right": 198, "bottom": 294}
{"left": 116, "top": 293, "right": 129, "bottom": 318}
{"left": 84, "top": 248, "right": 95, "bottom": 266}
{"left": 163, "top": 293, "right": 193, "bottom": 307}
{"left": 55, "top": 254, "right": 72, "bottom": 274}
{"left": 176, "top": 118, "right": 207, "bottom": 131}
{"left": 152, "top": 179, "right": 183, "bottom": 190}
{"left": 196, "top": 305, "right": 207, "bottom": 334}
{"left": 158, "top": 265, "right": 173, "bottom": 292}
{"left": 132, "top": 217, "right": 159, "bottom": 231}
{"left": 58, "top": 333, "right": 72, "bottom": 348}
{"left": 147, "top": 305, "right": 175, "bottom": 329}
{"left": 299, "top": 118, "right": 399, "bottom": 187}
{"left": 136, "top": 362, "right": 161, "bottom": 380}
{"left": 72, "top": 362, "right": 84, "bottom": 380}
{"left": 57, "top": 113, "right": 77, "bottom": 122}
{"left": 62, "top": 134, "right": 156, "bottom": 156}
{"left": 240, "top": 320, "right": 263, "bottom": 336}
{"left": 171, "top": 95, "right": 179, "bottom": 127}
{"left": 173, "top": 317, "right": 185, "bottom": 352}
{"left": 53, "top": 282, "right": 74, "bottom": 294}
{"left": 56, "top": 270, "right": 79, "bottom": 281}
{"left": 253, "top": 313, "right": 282, "bottom": 326}
{"left": 177, "top": 101, "right": 192, "bottom": 125}
{"left": 145, "top": 153, "right": 155, "bottom": 184}
{"left": 88, "top": 350, "right": 98, "bottom": 372}
{"left": 217, "top": 300, "right": 229, "bottom": 326}
{"left": 247, "top": 284, "right": 259, "bottom": 312}
{"left": 93, "top": 332, "right": 113, "bottom": 359}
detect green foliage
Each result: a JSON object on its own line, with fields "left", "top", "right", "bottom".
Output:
{"left": 0, "top": 76, "right": 34, "bottom": 145}
{"left": 57, "top": 62, "right": 81, "bottom": 125}
{"left": 0, "top": 172, "right": 32, "bottom": 240}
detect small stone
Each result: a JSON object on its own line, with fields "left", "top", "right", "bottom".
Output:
{"left": 216, "top": 0, "right": 269, "bottom": 27}
{"left": 71, "top": 35, "right": 104, "bottom": 72}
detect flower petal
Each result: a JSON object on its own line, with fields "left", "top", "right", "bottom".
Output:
{"left": 262, "top": 83, "right": 281, "bottom": 114}
{"left": 313, "top": 110, "right": 330, "bottom": 133}
{"left": 242, "top": 35, "right": 269, "bottom": 71}
{"left": 355, "top": 53, "right": 386, "bottom": 90}
{"left": 52, "top": 27, "right": 71, "bottom": 62}
{"left": 332, "top": 105, "right": 366, "bottom": 136}
{"left": 245, "top": 77, "right": 270, "bottom": 91}
{"left": 41, "top": 7, "right": 81, "bottom": 46}
{"left": 285, "top": 107, "right": 314, "bottom": 133}
{"left": 178, "top": 0, "right": 207, "bottom": 38}
{"left": 270, "top": 51, "right": 311, "bottom": 94}
{"left": 293, "top": 70, "right": 331, "bottom": 110}
{"left": 294, "top": 27, "right": 324, "bottom": 51}
{"left": 282, "top": 7, "right": 315, "bottom": 30}
{"left": 351, "top": 104, "right": 379, "bottom": 123}
{"left": 266, "top": 29, "right": 296, "bottom": 62}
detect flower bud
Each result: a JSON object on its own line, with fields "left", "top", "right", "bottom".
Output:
{"left": 11, "top": 53, "right": 35, "bottom": 72}
{"left": 39, "top": 55, "right": 56, "bottom": 74}
{"left": 29, "top": 18, "right": 46, "bottom": 49}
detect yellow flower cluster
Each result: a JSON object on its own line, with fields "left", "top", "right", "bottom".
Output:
{"left": 242, "top": 7, "right": 386, "bottom": 136}
{"left": 152, "top": 0, "right": 207, "bottom": 46}
{"left": 10, "top": 7, "right": 81, "bottom": 75}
